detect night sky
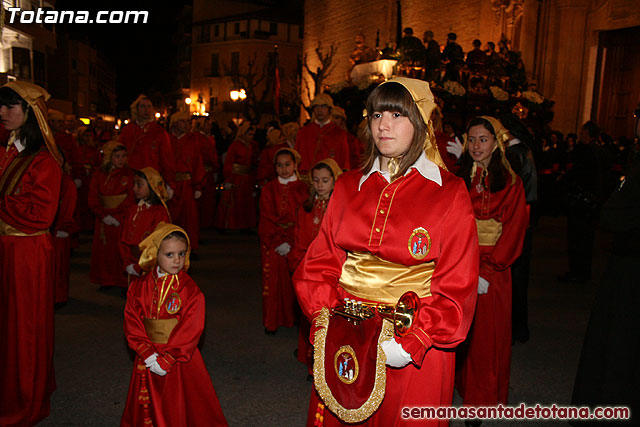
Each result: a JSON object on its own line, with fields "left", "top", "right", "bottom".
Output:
{"left": 54, "top": 0, "right": 187, "bottom": 111}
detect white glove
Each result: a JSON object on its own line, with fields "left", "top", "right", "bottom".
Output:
{"left": 275, "top": 242, "right": 291, "bottom": 256}
{"left": 149, "top": 360, "right": 167, "bottom": 376}
{"left": 144, "top": 352, "right": 158, "bottom": 368}
{"left": 126, "top": 264, "right": 140, "bottom": 277}
{"left": 102, "top": 215, "right": 120, "bottom": 227}
{"left": 166, "top": 185, "right": 174, "bottom": 200}
{"left": 73, "top": 179, "right": 82, "bottom": 188}
{"left": 194, "top": 190, "right": 202, "bottom": 199}
{"left": 446, "top": 137, "right": 463, "bottom": 159}
{"left": 381, "top": 338, "right": 412, "bottom": 368}
{"left": 56, "top": 230, "right": 69, "bottom": 238}
{"left": 223, "top": 182, "right": 232, "bottom": 190}
{"left": 478, "top": 276, "right": 490, "bottom": 294}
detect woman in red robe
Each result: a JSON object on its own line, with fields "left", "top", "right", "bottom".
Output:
{"left": 74, "top": 126, "right": 101, "bottom": 232}
{"left": 215, "top": 123, "right": 259, "bottom": 230}
{"left": 293, "top": 78, "right": 479, "bottom": 426}
{"left": 289, "top": 158, "right": 342, "bottom": 372}
{"left": 454, "top": 116, "right": 528, "bottom": 416}
{"left": 0, "top": 81, "right": 63, "bottom": 427}
{"left": 88, "top": 140, "right": 135, "bottom": 288}
{"left": 121, "top": 223, "right": 227, "bottom": 427}
{"left": 259, "top": 148, "right": 309, "bottom": 333}
{"left": 53, "top": 168, "right": 79, "bottom": 304}
{"left": 120, "top": 167, "right": 171, "bottom": 279}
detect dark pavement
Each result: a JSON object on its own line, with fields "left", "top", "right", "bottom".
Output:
{"left": 40, "top": 215, "right": 607, "bottom": 426}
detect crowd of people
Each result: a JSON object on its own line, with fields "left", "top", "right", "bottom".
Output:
{"left": 0, "top": 76, "right": 637, "bottom": 427}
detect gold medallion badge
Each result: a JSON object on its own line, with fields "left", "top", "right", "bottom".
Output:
{"left": 165, "top": 292, "right": 182, "bottom": 314}
{"left": 408, "top": 227, "right": 431, "bottom": 260}
{"left": 334, "top": 345, "right": 359, "bottom": 384}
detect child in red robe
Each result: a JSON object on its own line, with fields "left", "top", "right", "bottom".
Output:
{"left": 289, "top": 158, "right": 342, "bottom": 372}
{"left": 53, "top": 161, "right": 79, "bottom": 305}
{"left": 259, "top": 148, "right": 308, "bottom": 333}
{"left": 121, "top": 223, "right": 228, "bottom": 427}
{"left": 88, "top": 141, "right": 135, "bottom": 289}
{"left": 120, "top": 167, "right": 171, "bottom": 280}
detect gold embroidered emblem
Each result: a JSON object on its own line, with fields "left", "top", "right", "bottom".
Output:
{"left": 408, "top": 227, "right": 431, "bottom": 260}
{"left": 165, "top": 292, "right": 181, "bottom": 314}
{"left": 334, "top": 345, "right": 359, "bottom": 384}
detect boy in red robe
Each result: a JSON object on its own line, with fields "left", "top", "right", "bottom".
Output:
{"left": 88, "top": 141, "right": 135, "bottom": 289}
{"left": 120, "top": 167, "right": 171, "bottom": 279}
{"left": 289, "top": 158, "right": 342, "bottom": 372}
{"left": 167, "top": 112, "right": 205, "bottom": 251}
{"left": 259, "top": 148, "right": 309, "bottom": 333}
{"left": 121, "top": 223, "right": 228, "bottom": 427}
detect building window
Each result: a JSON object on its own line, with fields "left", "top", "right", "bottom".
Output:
{"left": 214, "top": 24, "right": 219, "bottom": 37}
{"left": 234, "top": 22, "right": 240, "bottom": 34}
{"left": 270, "top": 22, "right": 277, "bottom": 35}
{"left": 210, "top": 53, "right": 219, "bottom": 77}
{"left": 200, "top": 24, "right": 210, "bottom": 43}
{"left": 231, "top": 52, "right": 239, "bottom": 75}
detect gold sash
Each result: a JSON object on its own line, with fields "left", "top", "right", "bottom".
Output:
{"left": 476, "top": 218, "right": 502, "bottom": 246}
{"left": 0, "top": 218, "right": 48, "bottom": 237}
{"left": 143, "top": 318, "right": 178, "bottom": 344}
{"left": 100, "top": 194, "right": 127, "bottom": 209}
{"left": 175, "top": 172, "right": 192, "bottom": 181}
{"left": 338, "top": 251, "right": 433, "bottom": 304}
{"left": 232, "top": 163, "right": 251, "bottom": 175}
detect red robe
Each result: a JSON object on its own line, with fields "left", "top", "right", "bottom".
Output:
{"left": 54, "top": 131, "right": 83, "bottom": 177}
{"left": 435, "top": 130, "right": 460, "bottom": 173}
{"left": 0, "top": 146, "right": 62, "bottom": 427}
{"left": 347, "top": 132, "right": 365, "bottom": 171}
{"left": 168, "top": 132, "right": 205, "bottom": 250}
{"left": 290, "top": 197, "right": 330, "bottom": 368}
{"left": 295, "top": 121, "right": 351, "bottom": 175}
{"left": 121, "top": 270, "right": 228, "bottom": 427}
{"left": 195, "top": 132, "right": 219, "bottom": 228}
{"left": 293, "top": 165, "right": 478, "bottom": 426}
{"left": 119, "top": 202, "right": 171, "bottom": 275}
{"left": 88, "top": 167, "right": 135, "bottom": 287}
{"left": 456, "top": 168, "right": 528, "bottom": 406}
{"left": 256, "top": 142, "right": 288, "bottom": 187}
{"left": 259, "top": 178, "right": 308, "bottom": 331}
{"left": 119, "top": 121, "right": 176, "bottom": 188}
{"left": 53, "top": 173, "right": 79, "bottom": 304}
{"left": 215, "top": 138, "right": 258, "bottom": 229}
{"left": 74, "top": 143, "right": 101, "bottom": 232}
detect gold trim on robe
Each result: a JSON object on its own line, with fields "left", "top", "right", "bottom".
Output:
{"left": 231, "top": 163, "right": 251, "bottom": 175}
{"left": 475, "top": 218, "right": 503, "bottom": 246}
{"left": 338, "top": 251, "right": 433, "bottom": 304}
{"left": 175, "top": 172, "right": 192, "bottom": 181}
{"left": 0, "top": 218, "right": 48, "bottom": 237}
{"left": 100, "top": 193, "right": 128, "bottom": 209}
{"left": 143, "top": 318, "right": 178, "bottom": 344}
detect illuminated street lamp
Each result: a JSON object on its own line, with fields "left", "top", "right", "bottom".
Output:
{"left": 229, "top": 88, "right": 246, "bottom": 125}
{"left": 185, "top": 97, "right": 192, "bottom": 105}
{"left": 155, "top": 112, "right": 161, "bottom": 119}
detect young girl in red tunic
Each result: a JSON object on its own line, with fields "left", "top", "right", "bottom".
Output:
{"left": 53, "top": 161, "right": 78, "bottom": 304}
{"left": 121, "top": 223, "right": 227, "bottom": 427}
{"left": 88, "top": 141, "right": 135, "bottom": 289}
{"left": 290, "top": 158, "right": 342, "bottom": 371}
{"left": 455, "top": 116, "right": 528, "bottom": 415}
{"left": 0, "top": 81, "right": 63, "bottom": 427}
{"left": 259, "top": 148, "right": 309, "bottom": 333}
{"left": 120, "top": 167, "right": 171, "bottom": 280}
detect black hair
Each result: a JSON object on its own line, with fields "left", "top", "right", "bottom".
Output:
{"left": 0, "top": 87, "right": 45, "bottom": 155}
{"left": 581, "top": 121, "right": 600, "bottom": 139}
{"left": 404, "top": 27, "right": 413, "bottom": 35}
{"left": 303, "top": 162, "right": 336, "bottom": 212}
{"left": 473, "top": 39, "right": 481, "bottom": 48}
{"left": 274, "top": 149, "right": 296, "bottom": 165}
{"left": 134, "top": 170, "right": 162, "bottom": 205}
{"left": 456, "top": 117, "right": 509, "bottom": 193}
{"left": 448, "top": 33, "right": 457, "bottom": 40}
{"left": 487, "top": 41, "right": 495, "bottom": 50}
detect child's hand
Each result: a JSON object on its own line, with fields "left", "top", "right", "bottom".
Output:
{"left": 144, "top": 353, "right": 158, "bottom": 367}
{"left": 149, "top": 361, "right": 167, "bottom": 376}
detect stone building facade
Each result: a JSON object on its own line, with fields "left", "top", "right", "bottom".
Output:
{"left": 303, "top": 0, "right": 640, "bottom": 136}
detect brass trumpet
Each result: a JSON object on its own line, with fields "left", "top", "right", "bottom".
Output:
{"left": 331, "top": 291, "right": 421, "bottom": 337}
